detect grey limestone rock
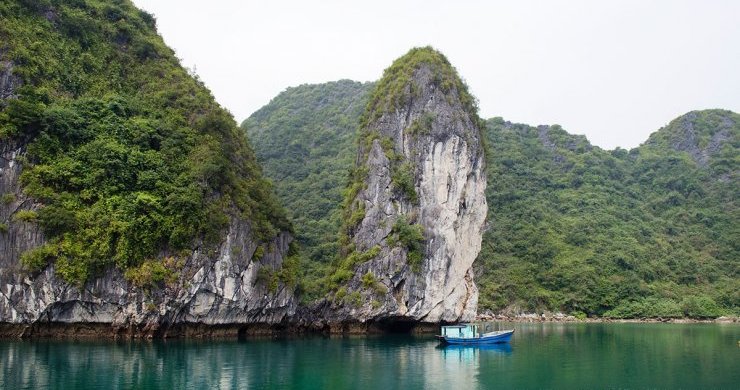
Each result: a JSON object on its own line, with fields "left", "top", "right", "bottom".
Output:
{"left": 669, "top": 111, "right": 736, "bottom": 167}
{"left": 322, "top": 52, "right": 487, "bottom": 325}
{"left": 0, "top": 57, "right": 20, "bottom": 103}
{"left": 0, "top": 138, "right": 298, "bottom": 337}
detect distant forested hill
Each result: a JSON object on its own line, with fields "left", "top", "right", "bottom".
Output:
{"left": 243, "top": 80, "right": 371, "bottom": 288}
{"left": 244, "top": 82, "right": 738, "bottom": 318}
{"left": 478, "top": 112, "right": 738, "bottom": 318}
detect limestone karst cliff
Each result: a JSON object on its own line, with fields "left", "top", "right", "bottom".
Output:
{"left": 319, "top": 47, "right": 487, "bottom": 324}
{"left": 0, "top": 0, "right": 298, "bottom": 337}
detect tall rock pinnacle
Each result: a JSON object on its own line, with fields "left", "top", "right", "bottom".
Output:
{"left": 334, "top": 47, "right": 487, "bottom": 323}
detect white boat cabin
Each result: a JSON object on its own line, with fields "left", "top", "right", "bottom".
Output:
{"left": 440, "top": 324, "right": 478, "bottom": 338}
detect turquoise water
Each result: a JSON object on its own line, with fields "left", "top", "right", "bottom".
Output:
{"left": 1, "top": 322, "right": 738, "bottom": 389}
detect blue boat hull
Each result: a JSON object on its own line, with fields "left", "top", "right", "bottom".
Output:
{"left": 438, "top": 329, "right": 514, "bottom": 345}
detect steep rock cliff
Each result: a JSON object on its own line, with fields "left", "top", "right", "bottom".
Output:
{"left": 324, "top": 47, "right": 487, "bottom": 324}
{"left": 0, "top": 58, "right": 20, "bottom": 102}
{"left": 0, "top": 204, "right": 297, "bottom": 337}
{"left": 0, "top": 0, "right": 297, "bottom": 337}
{"left": 0, "top": 133, "right": 298, "bottom": 336}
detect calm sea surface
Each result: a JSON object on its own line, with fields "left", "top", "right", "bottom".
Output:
{"left": 1, "top": 322, "right": 738, "bottom": 389}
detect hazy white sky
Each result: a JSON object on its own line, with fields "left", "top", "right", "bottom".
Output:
{"left": 132, "top": 0, "right": 739, "bottom": 149}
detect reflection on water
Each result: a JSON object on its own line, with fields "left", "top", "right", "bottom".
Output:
{"left": 1, "top": 323, "right": 738, "bottom": 389}
{"left": 440, "top": 343, "right": 512, "bottom": 355}
{"left": 435, "top": 343, "right": 513, "bottom": 388}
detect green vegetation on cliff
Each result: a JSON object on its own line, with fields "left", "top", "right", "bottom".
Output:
{"left": 245, "top": 76, "right": 739, "bottom": 318}
{"left": 360, "top": 46, "right": 479, "bottom": 128}
{"left": 0, "top": 0, "right": 288, "bottom": 284}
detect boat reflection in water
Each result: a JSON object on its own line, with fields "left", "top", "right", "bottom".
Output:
{"left": 437, "top": 323, "right": 515, "bottom": 345}
{"left": 439, "top": 343, "right": 513, "bottom": 355}
{"left": 432, "top": 339, "right": 513, "bottom": 387}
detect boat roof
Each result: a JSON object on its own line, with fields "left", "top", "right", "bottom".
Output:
{"left": 441, "top": 324, "right": 475, "bottom": 329}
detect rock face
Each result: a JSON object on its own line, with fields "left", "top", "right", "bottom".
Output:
{"left": 0, "top": 140, "right": 298, "bottom": 338}
{"left": 0, "top": 58, "right": 21, "bottom": 102}
{"left": 660, "top": 110, "right": 737, "bottom": 167}
{"left": 0, "top": 142, "right": 45, "bottom": 270}
{"left": 324, "top": 48, "right": 487, "bottom": 324}
{"left": 0, "top": 3, "right": 300, "bottom": 337}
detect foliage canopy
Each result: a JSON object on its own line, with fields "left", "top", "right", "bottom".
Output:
{"left": 0, "top": 0, "right": 288, "bottom": 285}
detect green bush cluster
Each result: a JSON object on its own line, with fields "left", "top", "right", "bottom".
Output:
{"left": 345, "top": 291, "right": 363, "bottom": 307}
{"left": 679, "top": 295, "right": 725, "bottom": 318}
{"left": 334, "top": 286, "right": 347, "bottom": 302}
{"left": 20, "top": 244, "right": 59, "bottom": 272}
{"left": 124, "top": 257, "right": 182, "bottom": 290}
{"left": 571, "top": 311, "right": 587, "bottom": 320}
{"left": 603, "top": 296, "right": 725, "bottom": 319}
{"left": 253, "top": 243, "right": 302, "bottom": 293}
{"left": 304, "top": 245, "right": 382, "bottom": 300}
{"left": 1, "top": 193, "right": 16, "bottom": 204}
{"left": 361, "top": 271, "right": 388, "bottom": 296}
{"left": 603, "top": 298, "right": 683, "bottom": 319}
{"left": 330, "top": 269, "right": 353, "bottom": 287}
{"left": 389, "top": 216, "right": 425, "bottom": 272}
{"left": 347, "top": 204, "right": 366, "bottom": 229}
{"left": 256, "top": 267, "right": 279, "bottom": 293}
{"left": 407, "top": 113, "right": 434, "bottom": 137}
{"left": 252, "top": 245, "right": 265, "bottom": 261}
{"left": 277, "top": 251, "right": 301, "bottom": 288}
{"left": 390, "top": 162, "right": 417, "bottom": 203}
{"left": 331, "top": 287, "right": 364, "bottom": 307}
{"left": 12, "top": 209, "right": 37, "bottom": 222}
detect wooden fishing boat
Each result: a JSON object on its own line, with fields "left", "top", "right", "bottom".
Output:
{"left": 436, "top": 324, "right": 514, "bottom": 345}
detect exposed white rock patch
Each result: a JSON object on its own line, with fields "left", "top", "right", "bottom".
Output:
{"left": 412, "top": 137, "right": 485, "bottom": 322}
